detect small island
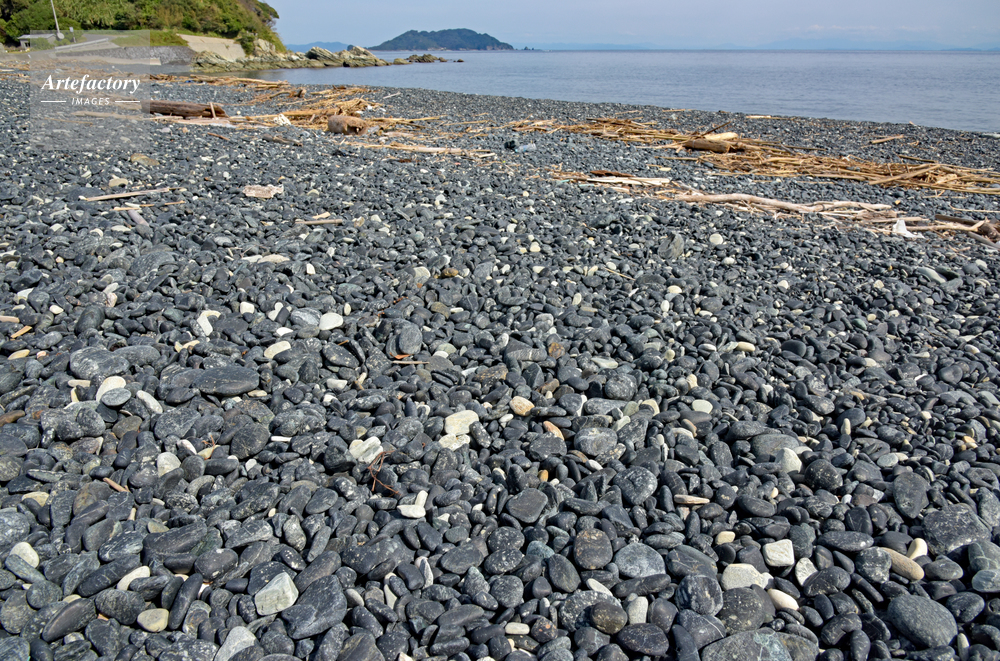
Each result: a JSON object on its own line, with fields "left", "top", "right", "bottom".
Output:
{"left": 370, "top": 28, "right": 513, "bottom": 51}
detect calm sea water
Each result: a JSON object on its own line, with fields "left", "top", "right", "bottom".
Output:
{"left": 243, "top": 50, "right": 1000, "bottom": 133}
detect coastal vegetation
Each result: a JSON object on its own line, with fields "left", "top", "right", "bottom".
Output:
{"left": 0, "top": 0, "right": 284, "bottom": 50}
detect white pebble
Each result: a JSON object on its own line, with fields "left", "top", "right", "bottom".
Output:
{"left": 767, "top": 589, "right": 799, "bottom": 611}
{"left": 319, "top": 312, "right": 343, "bottom": 330}
{"left": 763, "top": 540, "right": 795, "bottom": 567}
{"left": 264, "top": 341, "right": 291, "bottom": 360}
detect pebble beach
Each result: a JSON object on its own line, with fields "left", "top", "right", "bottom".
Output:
{"left": 0, "top": 74, "right": 999, "bottom": 661}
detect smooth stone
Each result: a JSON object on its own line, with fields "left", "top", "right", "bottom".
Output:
{"left": 506, "top": 488, "right": 548, "bottom": 523}
{"left": 763, "top": 540, "right": 795, "bottom": 567}
{"left": 612, "top": 466, "right": 658, "bottom": 506}
{"left": 892, "top": 471, "right": 929, "bottom": 519}
{"left": 95, "top": 375, "right": 127, "bottom": 403}
{"left": 768, "top": 589, "right": 799, "bottom": 611}
{"left": 716, "top": 587, "right": 768, "bottom": 633}
{"left": 802, "top": 568, "right": 851, "bottom": 596}
{"left": 886, "top": 594, "right": 957, "bottom": 649}
{"left": 440, "top": 542, "right": 484, "bottom": 574}
{"left": 614, "top": 543, "right": 666, "bottom": 579}
{"left": 702, "top": 631, "right": 792, "bottom": 661}
{"left": 264, "top": 341, "right": 292, "bottom": 360}
{"left": 94, "top": 589, "right": 145, "bottom": 625}
{"left": 590, "top": 601, "right": 628, "bottom": 634}
{"left": 720, "top": 563, "right": 770, "bottom": 590}
{"left": 9, "top": 542, "right": 39, "bottom": 568}
{"left": 692, "top": 399, "right": 713, "bottom": 413}
{"left": 676, "top": 574, "right": 723, "bottom": 616}
{"left": 281, "top": 575, "right": 348, "bottom": 639}
{"left": 349, "top": 438, "right": 383, "bottom": 464}
{"left": 574, "top": 427, "right": 618, "bottom": 457}
{"left": 318, "top": 313, "right": 344, "bottom": 330}
{"left": 559, "top": 590, "right": 618, "bottom": 632}
{"left": 616, "top": 623, "right": 670, "bottom": 656}
{"left": 41, "top": 598, "right": 96, "bottom": 642}
{"left": 971, "top": 569, "right": 1000, "bottom": 592}
{"left": 444, "top": 410, "right": 479, "bottom": 435}
{"left": 795, "top": 558, "right": 818, "bottom": 586}
{"left": 777, "top": 448, "right": 802, "bottom": 473}
{"left": 255, "top": 572, "right": 299, "bottom": 615}
{"left": 0, "top": 510, "right": 31, "bottom": 549}
{"left": 216, "top": 626, "right": 257, "bottom": 661}
{"left": 397, "top": 504, "right": 426, "bottom": 519}
{"left": 969, "top": 541, "right": 1000, "bottom": 573}
{"left": 338, "top": 631, "right": 383, "bottom": 661}
{"left": 854, "top": 548, "right": 892, "bottom": 584}
{"left": 880, "top": 547, "right": 925, "bottom": 580}
{"left": 192, "top": 367, "right": 260, "bottom": 396}
{"left": 574, "top": 529, "right": 613, "bottom": 570}
{"left": 230, "top": 423, "right": 270, "bottom": 460}
{"left": 818, "top": 531, "right": 874, "bottom": 553}
{"left": 0, "top": 639, "right": 29, "bottom": 661}
{"left": 923, "top": 505, "right": 990, "bottom": 555}
{"left": 509, "top": 396, "right": 534, "bottom": 415}
{"left": 438, "top": 433, "right": 471, "bottom": 450}
{"left": 157, "top": 452, "right": 182, "bottom": 477}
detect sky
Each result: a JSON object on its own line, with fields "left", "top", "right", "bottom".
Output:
{"left": 267, "top": 0, "right": 1000, "bottom": 49}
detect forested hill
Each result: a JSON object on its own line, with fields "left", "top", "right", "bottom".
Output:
{"left": 370, "top": 29, "right": 513, "bottom": 51}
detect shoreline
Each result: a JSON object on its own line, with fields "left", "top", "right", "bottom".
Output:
{"left": 0, "top": 74, "right": 999, "bottom": 661}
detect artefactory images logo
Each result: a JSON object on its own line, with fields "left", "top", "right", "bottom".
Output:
{"left": 28, "top": 30, "right": 152, "bottom": 151}
{"left": 40, "top": 73, "right": 144, "bottom": 106}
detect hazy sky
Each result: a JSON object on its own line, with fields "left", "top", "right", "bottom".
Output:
{"left": 268, "top": 0, "right": 1000, "bottom": 48}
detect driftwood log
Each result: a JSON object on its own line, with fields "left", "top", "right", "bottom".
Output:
{"left": 142, "top": 101, "right": 227, "bottom": 118}
{"left": 683, "top": 138, "right": 734, "bottom": 154}
{"left": 327, "top": 115, "right": 369, "bottom": 135}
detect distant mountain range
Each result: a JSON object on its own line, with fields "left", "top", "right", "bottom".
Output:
{"left": 287, "top": 36, "right": 1000, "bottom": 54}
{"left": 748, "top": 38, "right": 1000, "bottom": 51}
{"left": 515, "top": 38, "right": 1000, "bottom": 51}
{"left": 285, "top": 41, "right": 352, "bottom": 53}
{"left": 370, "top": 29, "right": 513, "bottom": 51}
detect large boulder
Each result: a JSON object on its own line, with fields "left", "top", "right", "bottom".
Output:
{"left": 306, "top": 46, "right": 388, "bottom": 67}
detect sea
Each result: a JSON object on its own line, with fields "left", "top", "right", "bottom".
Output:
{"left": 242, "top": 50, "right": 1000, "bottom": 133}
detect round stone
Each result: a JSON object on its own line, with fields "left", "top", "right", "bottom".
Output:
{"left": 886, "top": 594, "right": 957, "bottom": 649}
{"left": 590, "top": 601, "right": 628, "bottom": 634}
{"left": 137, "top": 608, "right": 169, "bottom": 632}
{"left": 676, "top": 574, "right": 723, "bottom": 616}
{"left": 574, "top": 529, "right": 613, "bottom": 570}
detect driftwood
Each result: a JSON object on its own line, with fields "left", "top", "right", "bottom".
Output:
{"left": 83, "top": 187, "right": 170, "bottom": 202}
{"left": 554, "top": 169, "right": 999, "bottom": 245}
{"left": 510, "top": 117, "right": 1000, "bottom": 195}
{"left": 142, "top": 100, "right": 227, "bottom": 118}
{"left": 683, "top": 139, "right": 734, "bottom": 154}
{"left": 327, "top": 116, "right": 369, "bottom": 135}
{"left": 675, "top": 193, "right": 890, "bottom": 215}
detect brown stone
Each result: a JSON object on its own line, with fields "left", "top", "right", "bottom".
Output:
{"left": 542, "top": 421, "right": 564, "bottom": 439}
{"left": 510, "top": 396, "right": 534, "bottom": 416}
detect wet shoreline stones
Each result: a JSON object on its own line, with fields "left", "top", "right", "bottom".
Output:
{"left": 0, "top": 75, "right": 999, "bottom": 661}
